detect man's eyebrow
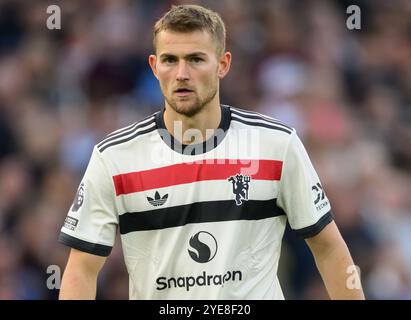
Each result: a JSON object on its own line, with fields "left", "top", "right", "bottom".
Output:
{"left": 159, "top": 52, "right": 207, "bottom": 59}
{"left": 184, "top": 52, "right": 207, "bottom": 58}
{"left": 159, "top": 53, "right": 177, "bottom": 59}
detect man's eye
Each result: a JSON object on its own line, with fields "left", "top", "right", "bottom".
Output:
{"left": 163, "top": 57, "right": 176, "bottom": 63}
{"left": 190, "top": 57, "right": 203, "bottom": 63}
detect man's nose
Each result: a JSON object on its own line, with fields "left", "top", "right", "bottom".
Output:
{"left": 176, "top": 61, "right": 189, "bottom": 81}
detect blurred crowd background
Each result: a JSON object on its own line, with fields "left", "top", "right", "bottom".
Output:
{"left": 0, "top": 0, "right": 410, "bottom": 300}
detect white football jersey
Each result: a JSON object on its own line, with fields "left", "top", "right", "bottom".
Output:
{"left": 59, "top": 105, "right": 332, "bottom": 299}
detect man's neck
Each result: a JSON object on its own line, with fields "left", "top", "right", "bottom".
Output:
{"left": 163, "top": 101, "right": 221, "bottom": 145}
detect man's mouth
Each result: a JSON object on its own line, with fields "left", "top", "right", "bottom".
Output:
{"left": 175, "top": 88, "right": 194, "bottom": 93}
{"left": 174, "top": 88, "right": 194, "bottom": 96}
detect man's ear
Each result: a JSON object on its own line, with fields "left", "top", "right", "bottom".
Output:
{"left": 149, "top": 54, "right": 158, "bottom": 79}
{"left": 218, "top": 51, "right": 232, "bottom": 79}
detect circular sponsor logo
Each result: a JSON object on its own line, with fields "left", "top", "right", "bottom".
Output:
{"left": 187, "top": 231, "right": 218, "bottom": 263}
{"left": 71, "top": 182, "right": 84, "bottom": 212}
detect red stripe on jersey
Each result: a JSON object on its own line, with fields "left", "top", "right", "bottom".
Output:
{"left": 113, "top": 159, "right": 283, "bottom": 195}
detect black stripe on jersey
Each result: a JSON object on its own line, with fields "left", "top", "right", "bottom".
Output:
{"left": 104, "top": 113, "right": 156, "bottom": 140}
{"left": 97, "top": 116, "right": 156, "bottom": 149}
{"left": 118, "top": 199, "right": 286, "bottom": 234}
{"left": 230, "top": 108, "right": 293, "bottom": 131}
{"left": 98, "top": 120, "right": 157, "bottom": 152}
{"left": 293, "top": 210, "right": 334, "bottom": 239}
{"left": 104, "top": 121, "right": 138, "bottom": 139}
{"left": 58, "top": 232, "right": 112, "bottom": 256}
{"left": 231, "top": 116, "right": 292, "bottom": 135}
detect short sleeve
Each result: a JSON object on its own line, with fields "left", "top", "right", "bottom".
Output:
{"left": 58, "top": 147, "right": 118, "bottom": 256}
{"left": 277, "top": 131, "right": 333, "bottom": 238}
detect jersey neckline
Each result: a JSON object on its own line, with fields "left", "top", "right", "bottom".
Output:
{"left": 155, "top": 105, "right": 231, "bottom": 155}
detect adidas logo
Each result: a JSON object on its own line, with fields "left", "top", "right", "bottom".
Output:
{"left": 147, "top": 191, "right": 168, "bottom": 207}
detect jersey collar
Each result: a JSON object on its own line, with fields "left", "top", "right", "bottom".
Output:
{"left": 155, "top": 104, "right": 231, "bottom": 155}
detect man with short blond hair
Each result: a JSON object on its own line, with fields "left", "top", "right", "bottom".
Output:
{"left": 59, "top": 4, "right": 364, "bottom": 300}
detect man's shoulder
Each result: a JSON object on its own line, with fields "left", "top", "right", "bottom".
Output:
{"left": 226, "top": 105, "right": 294, "bottom": 136}
{"left": 95, "top": 112, "right": 159, "bottom": 154}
